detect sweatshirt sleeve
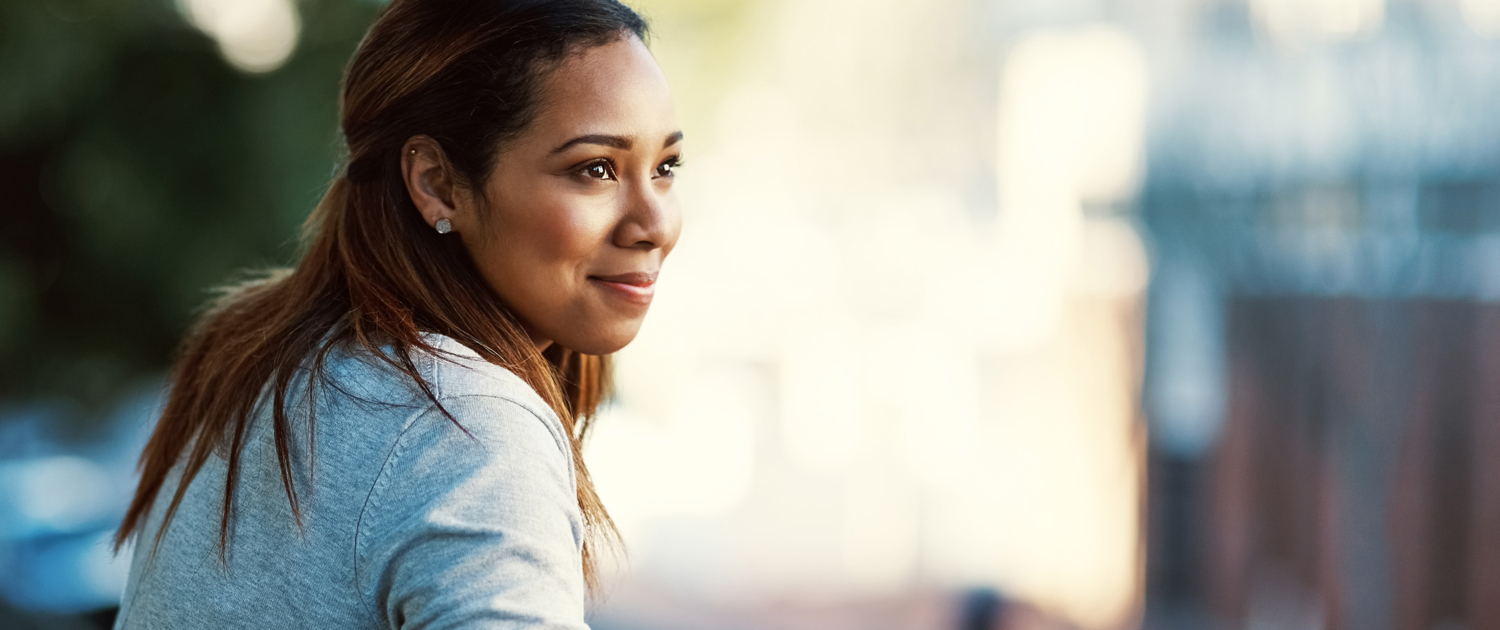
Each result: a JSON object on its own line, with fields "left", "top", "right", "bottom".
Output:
{"left": 355, "top": 395, "right": 588, "bottom": 630}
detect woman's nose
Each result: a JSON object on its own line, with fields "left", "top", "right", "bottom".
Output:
{"left": 613, "top": 179, "right": 679, "bottom": 252}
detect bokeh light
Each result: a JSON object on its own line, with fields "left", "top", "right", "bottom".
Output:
{"left": 177, "top": 0, "right": 301, "bottom": 74}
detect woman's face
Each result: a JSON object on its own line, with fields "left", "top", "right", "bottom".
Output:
{"left": 406, "top": 35, "right": 682, "bottom": 355}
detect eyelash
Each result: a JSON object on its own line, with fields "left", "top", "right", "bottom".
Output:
{"left": 655, "top": 156, "right": 682, "bottom": 178}
{"left": 573, "top": 156, "right": 683, "bottom": 182}
{"left": 576, "top": 160, "right": 615, "bottom": 181}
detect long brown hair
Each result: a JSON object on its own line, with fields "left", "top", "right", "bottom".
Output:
{"left": 114, "top": 0, "right": 648, "bottom": 589}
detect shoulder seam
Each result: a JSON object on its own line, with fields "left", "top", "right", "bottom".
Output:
{"left": 351, "top": 400, "right": 435, "bottom": 626}
{"left": 349, "top": 394, "right": 575, "bottom": 569}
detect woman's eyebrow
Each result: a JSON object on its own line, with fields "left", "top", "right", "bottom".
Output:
{"left": 551, "top": 134, "right": 632, "bottom": 153}
{"left": 551, "top": 131, "right": 686, "bottom": 154}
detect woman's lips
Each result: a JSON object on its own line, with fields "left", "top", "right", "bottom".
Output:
{"left": 588, "top": 271, "right": 656, "bottom": 305}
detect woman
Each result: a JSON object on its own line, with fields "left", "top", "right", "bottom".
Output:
{"left": 111, "top": 0, "right": 681, "bottom": 627}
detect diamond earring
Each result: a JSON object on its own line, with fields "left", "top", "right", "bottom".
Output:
{"left": 435, "top": 218, "right": 452, "bottom": 234}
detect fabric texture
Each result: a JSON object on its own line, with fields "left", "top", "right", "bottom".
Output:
{"left": 113, "top": 334, "right": 589, "bottom": 630}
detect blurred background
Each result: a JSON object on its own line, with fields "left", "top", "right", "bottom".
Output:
{"left": 2, "top": 0, "right": 1499, "bottom": 628}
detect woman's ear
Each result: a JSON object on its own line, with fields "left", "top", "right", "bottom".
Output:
{"left": 400, "top": 136, "right": 460, "bottom": 232}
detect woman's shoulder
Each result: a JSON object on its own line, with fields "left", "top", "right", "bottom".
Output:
{"left": 316, "top": 333, "right": 544, "bottom": 408}
{"left": 349, "top": 338, "right": 587, "bottom": 629}
{"left": 414, "top": 333, "right": 552, "bottom": 412}
{"left": 307, "top": 332, "right": 563, "bottom": 448}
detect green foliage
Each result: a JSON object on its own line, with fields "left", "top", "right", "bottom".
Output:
{"left": 0, "top": 0, "right": 381, "bottom": 408}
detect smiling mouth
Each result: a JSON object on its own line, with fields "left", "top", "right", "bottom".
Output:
{"left": 588, "top": 271, "right": 657, "bottom": 305}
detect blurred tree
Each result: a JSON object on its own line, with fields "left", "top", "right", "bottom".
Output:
{"left": 0, "top": 0, "right": 381, "bottom": 413}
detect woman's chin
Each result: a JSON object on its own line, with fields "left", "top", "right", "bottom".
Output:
{"left": 556, "top": 320, "right": 644, "bottom": 356}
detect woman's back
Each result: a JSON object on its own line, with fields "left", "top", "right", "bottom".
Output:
{"left": 114, "top": 334, "right": 587, "bottom": 629}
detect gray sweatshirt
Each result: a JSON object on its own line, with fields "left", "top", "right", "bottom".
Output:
{"left": 113, "top": 334, "right": 589, "bottom": 629}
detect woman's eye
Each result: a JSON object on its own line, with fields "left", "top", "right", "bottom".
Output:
{"left": 580, "top": 162, "right": 615, "bottom": 180}
{"left": 655, "top": 158, "right": 681, "bottom": 178}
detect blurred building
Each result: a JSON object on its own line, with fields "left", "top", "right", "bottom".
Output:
{"left": 1140, "top": 1, "right": 1500, "bottom": 629}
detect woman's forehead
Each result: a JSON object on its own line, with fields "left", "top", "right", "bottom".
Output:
{"left": 527, "top": 37, "right": 679, "bottom": 149}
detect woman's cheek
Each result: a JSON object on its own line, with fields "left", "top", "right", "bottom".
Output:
{"left": 537, "top": 199, "right": 613, "bottom": 261}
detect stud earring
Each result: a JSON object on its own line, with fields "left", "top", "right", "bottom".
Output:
{"left": 435, "top": 218, "right": 452, "bottom": 234}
